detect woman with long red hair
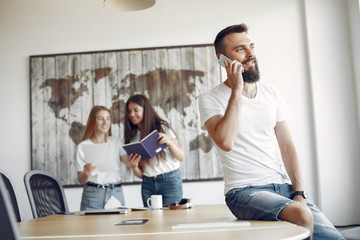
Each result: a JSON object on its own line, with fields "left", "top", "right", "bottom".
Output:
{"left": 76, "top": 105, "right": 139, "bottom": 210}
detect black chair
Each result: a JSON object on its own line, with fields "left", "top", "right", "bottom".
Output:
{"left": 0, "top": 175, "right": 21, "bottom": 240}
{"left": 0, "top": 170, "right": 21, "bottom": 222}
{"left": 24, "top": 170, "right": 69, "bottom": 219}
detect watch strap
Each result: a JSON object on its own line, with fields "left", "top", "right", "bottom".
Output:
{"left": 292, "top": 191, "right": 306, "bottom": 199}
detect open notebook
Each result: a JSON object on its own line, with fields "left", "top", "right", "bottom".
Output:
{"left": 78, "top": 207, "right": 132, "bottom": 215}
{"left": 123, "top": 130, "right": 167, "bottom": 160}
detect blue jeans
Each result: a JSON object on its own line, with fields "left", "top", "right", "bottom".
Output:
{"left": 225, "top": 184, "right": 344, "bottom": 240}
{"left": 141, "top": 169, "right": 183, "bottom": 207}
{"left": 80, "top": 183, "right": 125, "bottom": 210}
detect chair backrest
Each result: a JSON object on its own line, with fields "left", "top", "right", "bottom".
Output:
{"left": 0, "top": 170, "right": 21, "bottom": 222}
{"left": 24, "top": 170, "right": 69, "bottom": 218}
{"left": 0, "top": 175, "right": 21, "bottom": 240}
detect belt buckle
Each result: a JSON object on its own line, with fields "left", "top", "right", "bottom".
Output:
{"left": 101, "top": 184, "right": 107, "bottom": 189}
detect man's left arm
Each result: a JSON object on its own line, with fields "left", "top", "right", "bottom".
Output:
{"left": 275, "top": 120, "right": 306, "bottom": 204}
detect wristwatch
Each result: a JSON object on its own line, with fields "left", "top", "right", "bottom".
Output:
{"left": 292, "top": 191, "right": 307, "bottom": 199}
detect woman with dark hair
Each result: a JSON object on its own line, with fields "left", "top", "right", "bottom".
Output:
{"left": 125, "top": 94, "right": 185, "bottom": 207}
{"left": 76, "top": 105, "right": 139, "bottom": 210}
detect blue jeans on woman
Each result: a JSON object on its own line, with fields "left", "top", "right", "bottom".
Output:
{"left": 225, "top": 183, "right": 344, "bottom": 240}
{"left": 141, "top": 169, "right": 183, "bottom": 207}
{"left": 80, "top": 183, "right": 125, "bottom": 210}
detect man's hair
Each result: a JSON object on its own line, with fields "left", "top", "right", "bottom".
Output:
{"left": 214, "top": 23, "right": 248, "bottom": 55}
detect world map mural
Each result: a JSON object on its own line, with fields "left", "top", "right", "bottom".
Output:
{"left": 30, "top": 44, "right": 223, "bottom": 186}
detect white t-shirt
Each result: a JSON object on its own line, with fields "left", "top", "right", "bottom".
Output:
{"left": 76, "top": 136, "right": 127, "bottom": 184}
{"left": 198, "top": 82, "right": 292, "bottom": 194}
{"left": 130, "top": 126, "right": 180, "bottom": 177}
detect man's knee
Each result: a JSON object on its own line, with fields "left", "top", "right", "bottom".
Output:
{"left": 293, "top": 205, "right": 313, "bottom": 227}
{"left": 280, "top": 203, "right": 313, "bottom": 228}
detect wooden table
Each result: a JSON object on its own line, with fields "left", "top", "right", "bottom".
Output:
{"left": 18, "top": 205, "right": 310, "bottom": 240}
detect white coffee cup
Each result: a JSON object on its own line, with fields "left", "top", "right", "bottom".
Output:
{"left": 147, "top": 195, "right": 163, "bottom": 210}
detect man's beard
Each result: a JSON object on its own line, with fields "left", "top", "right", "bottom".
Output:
{"left": 242, "top": 59, "right": 260, "bottom": 83}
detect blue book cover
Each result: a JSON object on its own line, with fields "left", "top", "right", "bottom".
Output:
{"left": 123, "top": 130, "right": 167, "bottom": 160}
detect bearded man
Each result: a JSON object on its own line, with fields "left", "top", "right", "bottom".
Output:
{"left": 198, "top": 23, "right": 343, "bottom": 240}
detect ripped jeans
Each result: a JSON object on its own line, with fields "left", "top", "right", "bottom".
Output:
{"left": 225, "top": 183, "right": 344, "bottom": 240}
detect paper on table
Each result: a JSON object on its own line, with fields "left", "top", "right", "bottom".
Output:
{"left": 82, "top": 143, "right": 119, "bottom": 172}
{"left": 105, "top": 196, "right": 122, "bottom": 209}
{"left": 172, "top": 221, "right": 250, "bottom": 229}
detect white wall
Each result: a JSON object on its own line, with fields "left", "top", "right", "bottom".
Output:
{"left": 304, "top": 0, "right": 360, "bottom": 223}
{"left": 0, "top": 0, "right": 359, "bottom": 225}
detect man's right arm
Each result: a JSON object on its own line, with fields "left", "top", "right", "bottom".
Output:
{"left": 204, "top": 90, "right": 241, "bottom": 151}
{"left": 203, "top": 60, "right": 243, "bottom": 151}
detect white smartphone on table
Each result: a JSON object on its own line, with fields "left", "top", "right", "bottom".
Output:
{"left": 219, "top": 54, "right": 232, "bottom": 68}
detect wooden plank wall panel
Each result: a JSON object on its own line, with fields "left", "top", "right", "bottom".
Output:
{"left": 79, "top": 54, "right": 93, "bottom": 131}
{"left": 30, "top": 44, "right": 223, "bottom": 186}
{"left": 167, "top": 48, "right": 186, "bottom": 178}
{"left": 93, "top": 53, "right": 106, "bottom": 106}
{"left": 55, "top": 55, "right": 70, "bottom": 184}
{"left": 30, "top": 57, "right": 45, "bottom": 170}
{"left": 156, "top": 49, "right": 170, "bottom": 121}
{"left": 116, "top": 51, "right": 135, "bottom": 183}
{"left": 105, "top": 52, "right": 117, "bottom": 109}
{"left": 142, "top": 50, "right": 155, "bottom": 99}
{"left": 194, "top": 46, "right": 212, "bottom": 179}
{"left": 129, "top": 51, "right": 142, "bottom": 94}
{"left": 68, "top": 54, "right": 82, "bottom": 185}
{"left": 206, "top": 46, "right": 223, "bottom": 178}
{"left": 42, "top": 57, "right": 57, "bottom": 176}
{"left": 180, "top": 47, "right": 199, "bottom": 180}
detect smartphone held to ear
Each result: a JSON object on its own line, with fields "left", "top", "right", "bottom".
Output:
{"left": 219, "top": 54, "right": 232, "bottom": 68}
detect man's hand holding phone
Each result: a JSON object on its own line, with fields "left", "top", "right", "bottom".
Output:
{"left": 219, "top": 54, "right": 244, "bottom": 92}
